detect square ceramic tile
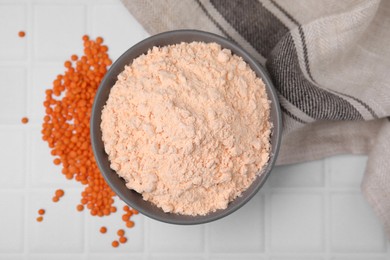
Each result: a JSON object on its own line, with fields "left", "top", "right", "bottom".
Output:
{"left": 33, "top": 5, "right": 85, "bottom": 60}
{"left": 0, "top": 193, "right": 24, "bottom": 253}
{"left": 0, "top": 67, "right": 26, "bottom": 123}
{"left": 0, "top": 126, "right": 25, "bottom": 188}
{"left": 327, "top": 155, "right": 368, "bottom": 187}
{"left": 87, "top": 199, "right": 144, "bottom": 253}
{"left": 29, "top": 190, "right": 84, "bottom": 253}
{"left": 91, "top": 3, "right": 149, "bottom": 60}
{"left": 149, "top": 220, "right": 204, "bottom": 253}
{"left": 208, "top": 193, "right": 264, "bottom": 253}
{"left": 0, "top": 4, "right": 27, "bottom": 60}
{"left": 269, "top": 160, "right": 324, "bottom": 187}
{"left": 330, "top": 192, "right": 386, "bottom": 252}
{"left": 270, "top": 192, "right": 324, "bottom": 252}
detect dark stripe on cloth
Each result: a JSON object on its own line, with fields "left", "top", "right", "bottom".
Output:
{"left": 270, "top": 0, "right": 376, "bottom": 118}
{"left": 209, "top": 0, "right": 289, "bottom": 57}
{"left": 281, "top": 105, "right": 307, "bottom": 124}
{"left": 329, "top": 89, "right": 378, "bottom": 119}
{"left": 266, "top": 33, "right": 363, "bottom": 120}
{"left": 195, "top": 0, "right": 236, "bottom": 43}
{"left": 269, "top": 0, "right": 315, "bottom": 82}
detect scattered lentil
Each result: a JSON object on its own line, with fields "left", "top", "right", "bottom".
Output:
{"left": 55, "top": 189, "right": 64, "bottom": 198}
{"left": 111, "top": 240, "right": 119, "bottom": 248}
{"left": 76, "top": 204, "right": 84, "bottom": 211}
{"left": 39, "top": 35, "right": 137, "bottom": 248}
{"left": 100, "top": 226, "right": 107, "bottom": 234}
{"left": 117, "top": 229, "right": 125, "bottom": 237}
{"left": 119, "top": 236, "right": 127, "bottom": 244}
{"left": 126, "top": 221, "right": 134, "bottom": 228}
{"left": 21, "top": 117, "right": 29, "bottom": 124}
{"left": 122, "top": 213, "right": 131, "bottom": 222}
{"left": 41, "top": 35, "right": 115, "bottom": 217}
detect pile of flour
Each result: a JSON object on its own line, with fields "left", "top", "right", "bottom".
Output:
{"left": 101, "top": 42, "right": 271, "bottom": 215}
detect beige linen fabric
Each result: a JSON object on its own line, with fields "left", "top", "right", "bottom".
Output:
{"left": 121, "top": 0, "right": 390, "bottom": 237}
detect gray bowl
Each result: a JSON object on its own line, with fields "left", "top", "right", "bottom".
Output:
{"left": 91, "top": 30, "right": 282, "bottom": 224}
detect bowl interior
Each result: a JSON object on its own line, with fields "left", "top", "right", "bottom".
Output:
{"left": 91, "top": 30, "right": 282, "bottom": 224}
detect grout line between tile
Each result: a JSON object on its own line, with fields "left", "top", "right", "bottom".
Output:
{"left": 323, "top": 159, "right": 331, "bottom": 260}
{"left": 30, "top": 186, "right": 84, "bottom": 191}
{"left": 260, "top": 193, "right": 266, "bottom": 256}
{"left": 387, "top": 239, "right": 390, "bottom": 255}
{"left": 268, "top": 186, "right": 361, "bottom": 193}
{"left": 86, "top": 0, "right": 94, "bottom": 37}
{"left": 23, "top": 0, "right": 30, "bottom": 120}
{"left": 82, "top": 3, "right": 89, "bottom": 260}
{"left": 23, "top": 0, "right": 33, "bottom": 258}
{"left": 86, "top": 0, "right": 93, "bottom": 35}
{"left": 24, "top": 116, "right": 31, "bottom": 258}
{"left": 83, "top": 212, "right": 88, "bottom": 260}
{"left": 264, "top": 188, "right": 271, "bottom": 255}
{"left": 204, "top": 223, "right": 209, "bottom": 260}
{"left": 0, "top": 61, "right": 29, "bottom": 66}
{"left": 144, "top": 216, "right": 150, "bottom": 259}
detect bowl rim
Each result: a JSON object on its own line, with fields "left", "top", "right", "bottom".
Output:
{"left": 91, "top": 29, "right": 282, "bottom": 224}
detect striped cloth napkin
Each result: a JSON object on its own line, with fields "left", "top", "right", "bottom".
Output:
{"left": 121, "top": 0, "right": 390, "bottom": 238}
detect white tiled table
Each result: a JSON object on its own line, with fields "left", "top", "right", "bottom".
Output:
{"left": 0, "top": 0, "right": 389, "bottom": 259}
